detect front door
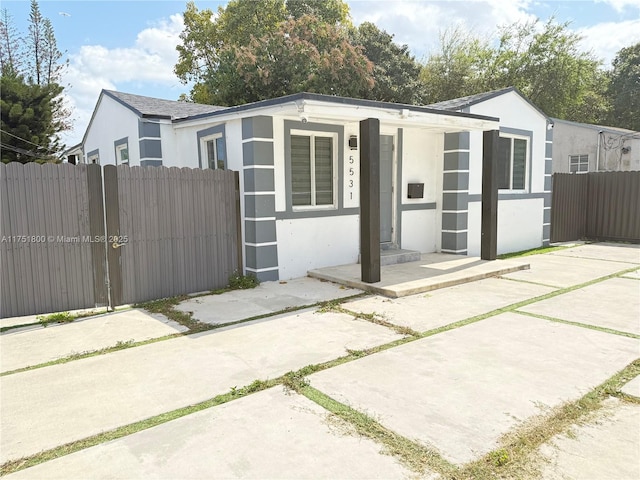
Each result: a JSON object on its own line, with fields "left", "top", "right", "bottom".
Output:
{"left": 380, "top": 135, "right": 394, "bottom": 244}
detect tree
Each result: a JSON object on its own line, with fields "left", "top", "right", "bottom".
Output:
{"left": 175, "top": 0, "right": 359, "bottom": 105}
{"left": 0, "top": 0, "right": 69, "bottom": 162}
{"left": 351, "top": 22, "right": 424, "bottom": 104}
{"left": 207, "top": 14, "right": 373, "bottom": 105}
{"left": 0, "top": 9, "right": 23, "bottom": 74}
{"left": 1, "top": 71, "right": 62, "bottom": 163}
{"left": 420, "top": 18, "right": 609, "bottom": 123}
{"left": 420, "top": 27, "right": 492, "bottom": 104}
{"left": 607, "top": 43, "right": 640, "bottom": 131}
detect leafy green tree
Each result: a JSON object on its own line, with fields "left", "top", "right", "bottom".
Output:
{"left": 351, "top": 22, "right": 424, "bottom": 104}
{"left": 421, "top": 18, "right": 609, "bottom": 122}
{"left": 607, "top": 43, "right": 640, "bottom": 130}
{"left": 175, "top": 0, "right": 360, "bottom": 105}
{"left": 420, "top": 26, "right": 492, "bottom": 104}
{"left": 207, "top": 14, "right": 373, "bottom": 105}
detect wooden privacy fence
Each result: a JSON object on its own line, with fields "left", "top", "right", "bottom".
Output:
{"left": 551, "top": 171, "right": 640, "bottom": 243}
{"left": 1, "top": 163, "right": 242, "bottom": 318}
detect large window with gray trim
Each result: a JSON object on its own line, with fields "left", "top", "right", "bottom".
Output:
{"left": 498, "top": 134, "right": 528, "bottom": 190}
{"left": 290, "top": 130, "right": 337, "bottom": 208}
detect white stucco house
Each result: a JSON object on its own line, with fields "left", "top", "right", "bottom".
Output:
{"left": 80, "top": 87, "right": 551, "bottom": 281}
{"left": 429, "top": 87, "right": 553, "bottom": 256}
{"left": 550, "top": 118, "right": 640, "bottom": 173}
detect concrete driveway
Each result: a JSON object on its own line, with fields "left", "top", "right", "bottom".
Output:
{"left": 1, "top": 243, "right": 638, "bottom": 479}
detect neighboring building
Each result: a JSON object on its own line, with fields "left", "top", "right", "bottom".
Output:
{"left": 429, "top": 87, "right": 553, "bottom": 257}
{"left": 62, "top": 143, "right": 83, "bottom": 165}
{"left": 551, "top": 118, "right": 640, "bottom": 173}
{"left": 81, "top": 88, "right": 549, "bottom": 281}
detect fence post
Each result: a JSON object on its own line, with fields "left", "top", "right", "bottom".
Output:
{"left": 360, "top": 118, "right": 381, "bottom": 283}
{"left": 234, "top": 170, "right": 243, "bottom": 274}
{"left": 103, "top": 165, "right": 123, "bottom": 307}
{"left": 87, "top": 164, "right": 109, "bottom": 307}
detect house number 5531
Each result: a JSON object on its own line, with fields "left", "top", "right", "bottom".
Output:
{"left": 347, "top": 155, "right": 355, "bottom": 200}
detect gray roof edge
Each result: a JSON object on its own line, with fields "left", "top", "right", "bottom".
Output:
{"left": 550, "top": 117, "right": 638, "bottom": 135}
{"left": 174, "top": 92, "right": 499, "bottom": 124}
{"left": 103, "top": 89, "right": 144, "bottom": 117}
{"left": 430, "top": 86, "right": 551, "bottom": 123}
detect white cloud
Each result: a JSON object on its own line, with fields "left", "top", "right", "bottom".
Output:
{"left": 578, "top": 19, "right": 640, "bottom": 65}
{"left": 60, "top": 14, "right": 185, "bottom": 146}
{"left": 349, "top": 0, "right": 537, "bottom": 60}
{"left": 595, "top": 0, "right": 640, "bottom": 12}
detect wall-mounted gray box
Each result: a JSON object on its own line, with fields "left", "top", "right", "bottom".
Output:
{"left": 407, "top": 183, "right": 424, "bottom": 199}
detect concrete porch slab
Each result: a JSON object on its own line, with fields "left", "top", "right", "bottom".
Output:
{"left": 518, "top": 277, "right": 640, "bottom": 335}
{"left": 621, "top": 375, "right": 640, "bottom": 399}
{"left": 537, "top": 399, "right": 640, "bottom": 480}
{"left": 308, "top": 253, "right": 529, "bottom": 298}
{"left": 0, "top": 309, "right": 187, "bottom": 373}
{"left": 0, "top": 310, "right": 402, "bottom": 463}
{"left": 307, "top": 313, "right": 639, "bottom": 465}
{"left": 176, "top": 277, "right": 359, "bottom": 326}
{"left": 5, "top": 387, "right": 417, "bottom": 480}
{"left": 343, "top": 277, "right": 555, "bottom": 333}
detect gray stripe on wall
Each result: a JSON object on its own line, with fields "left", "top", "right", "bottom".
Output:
{"left": 243, "top": 141, "right": 275, "bottom": 166}
{"left": 140, "top": 160, "right": 162, "bottom": 167}
{"left": 443, "top": 151, "right": 470, "bottom": 171}
{"left": 545, "top": 142, "right": 553, "bottom": 159}
{"left": 544, "top": 175, "right": 552, "bottom": 191}
{"left": 139, "top": 139, "right": 162, "bottom": 159}
{"left": 546, "top": 128, "right": 554, "bottom": 142}
{"left": 443, "top": 171, "right": 469, "bottom": 191}
{"left": 244, "top": 168, "right": 275, "bottom": 193}
{"left": 245, "top": 245, "right": 278, "bottom": 270}
{"left": 401, "top": 202, "right": 437, "bottom": 211}
{"left": 545, "top": 159, "right": 553, "bottom": 174}
{"left": 442, "top": 212, "right": 468, "bottom": 231}
{"left": 543, "top": 208, "right": 551, "bottom": 224}
{"left": 544, "top": 194, "right": 551, "bottom": 208}
{"left": 242, "top": 116, "right": 274, "bottom": 140}
{"left": 138, "top": 120, "right": 161, "bottom": 138}
{"left": 245, "top": 195, "right": 276, "bottom": 218}
{"left": 444, "top": 131, "right": 470, "bottom": 150}
{"left": 442, "top": 192, "right": 469, "bottom": 211}
{"left": 250, "top": 269, "right": 279, "bottom": 282}
{"left": 468, "top": 192, "right": 551, "bottom": 202}
{"left": 543, "top": 224, "right": 551, "bottom": 241}
{"left": 441, "top": 231, "right": 468, "bottom": 251}
{"left": 244, "top": 219, "right": 277, "bottom": 244}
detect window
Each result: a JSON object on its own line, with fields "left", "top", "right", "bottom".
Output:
{"left": 498, "top": 135, "right": 528, "bottom": 190}
{"left": 200, "top": 134, "right": 226, "bottom": 170}
{"left": 569, "top": 154, "right": 588, "bottom": 173}
{"left": 87, "top": 153, "right": 99, "bottom": 164}
{"left": 290, "top": 131, "right": 336, "bottom": 208}
{"left": 116, "top": 144, "right": 129, "bottom": 164}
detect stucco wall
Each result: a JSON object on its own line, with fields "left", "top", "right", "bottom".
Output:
{"left": 83, "top": 96, "right": 140, "bottom": 165}
{"left": 552, "top": 121, "right": 640, "bottom": 173}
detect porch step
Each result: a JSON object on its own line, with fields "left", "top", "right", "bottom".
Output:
{"left": 358, "top": 248, "right": 421, "bottom": 266}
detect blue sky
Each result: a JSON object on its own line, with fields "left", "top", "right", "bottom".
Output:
{"left": 3, "top": 0, "right": 640, "bottom": 146}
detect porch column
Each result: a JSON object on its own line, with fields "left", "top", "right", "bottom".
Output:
{"left": 242, "top": 116, "right": 279, "bottom": 282}
{"left": 441, "top": 132, "right": 470, "bottom": 254}
{"left": 481, "top": 129, "right": 499, "bottom": 260}
{"left": 360, "top": 118, "right": 381, "bottom": 283}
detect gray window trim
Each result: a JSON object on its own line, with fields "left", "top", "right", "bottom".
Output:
{"left": 86, "top": 148, "right": 100, "bottom": 164}
{"left": 499, "top": 127, "right": 533, "bottom": 192}
{"left": 197, "top": 124, "right": 227, "bottom": 169}
{"left": 114, "top": 137, "right": 129, "bottom": 165}
{"left": 283, "top": 120, "right": 344, "bottom": 217}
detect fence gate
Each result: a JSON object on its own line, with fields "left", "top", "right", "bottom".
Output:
{"left": 1, "top": 163, "right": 241, "bottom": 318}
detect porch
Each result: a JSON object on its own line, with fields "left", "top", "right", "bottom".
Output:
{"left": 308, "top": 253, "right": 530, "bottom": 298}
